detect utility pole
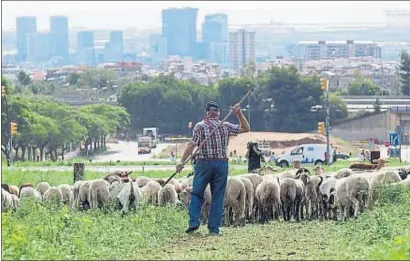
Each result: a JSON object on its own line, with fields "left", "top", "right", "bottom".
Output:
{"left": 320, "top": 78, "right": 331, "bottom": 165}
{"left": 247, "top": 84, "right": 251, "bottom": 128}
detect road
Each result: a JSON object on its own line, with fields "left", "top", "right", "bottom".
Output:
{"left": 90, "top": 141, "right": 171, "bottom": 162}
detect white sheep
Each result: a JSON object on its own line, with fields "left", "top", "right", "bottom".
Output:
{"left": 335, "top": 168, "right": 353, "bottom": 179}
{"left": 1, "top": 188, "right": 19, "bottom": 212}
{"left": 37, "top": 182, "right": 51, "bottom": 196}
{"left": 279, "top": 178, "right": 297, "bottom": 221}
{"left": 117, "top": 182, "right": 142, "bottom": 214}
{"left": 304, "top": 175, "right": 324, "bottom": 220}
{"left": 140, "top": 180, "right": 162, "bottom": 205}
{"left": 319, "top": 176, "right": 338, "bottom": 220}
{"left": 19, "top": 186, "right": 42, "bottom": 201}
{"left": 239, "top": 177, "right": 255, "bottom": 222}
{"left": 293, "top": 168, "right": 310, "bottom": 221}
{"left": 255, "top": 177, "right": 281, "bottom": 223}
{"left": 178, "top": 185, "right": 212, "bottom": 224}
{"left": 88, "top": 179, "right": 111, "bottom": 210}
{"left": 76, "top": 181, "right": 91, "bottom": 211}
{"left": 43, "top": 187, "right": 64, "bottom": 204}
{"left": 58, "top": 184, "right": 74, "bottom": 206}
{"left": 330, "top": 175, "right": 370, "bottom": 221}
{"left": 224, "top": 177, "right": 247, "bottom": 226}
{"left": 240, "top": 173, "right": 263, "bottom": 221}
{"left": 158, "top": 184, "right": 179, "bottom": 206}
{"left": 367, "top": 169, "right": 402, "bottom": 208}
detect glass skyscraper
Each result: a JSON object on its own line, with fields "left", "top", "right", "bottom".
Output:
{"left": 162, "top": 7, "right": 198, "bottom": 57}
{"left": 16, "top": 16, "right": 37, "bottom": 62}
{"left": 50, "top": 16, "right": 69, "bottom": 62}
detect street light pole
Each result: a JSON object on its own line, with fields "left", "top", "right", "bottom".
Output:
{"left": 325, "top": 81, "right": 331, "bottom": 165}
{"left": 247, "top": 83, "right": 251, "bottom": 128}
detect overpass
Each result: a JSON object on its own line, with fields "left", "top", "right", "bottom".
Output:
{"left": 331, "top": 107, "right": 410, "bottom": 144}
{"left": 341, "top": 95, "right": 410, "bottom": 113}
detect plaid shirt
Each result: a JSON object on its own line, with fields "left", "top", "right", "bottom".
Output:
{"left": 190, "top": 117, "right": 240, "bottom": 160}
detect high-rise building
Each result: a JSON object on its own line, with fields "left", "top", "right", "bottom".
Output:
{"left": 104, "top": 30, "right": 123, "bottom": 62}
{"left": 49, "top": 16, "right": 69, "bottom": 62}
{"left": 27, "top": 32, "right": 50, "bottom": 63}
{"left": 76, "top": 31, "right": 95, "bottom": 65}
{"left": 16, "top": 16, "right": 37, "bottom": 62}
{"left": 229, "top": 29, "right": 255, "bottom": 71}
{"left": 149, "top": 34, "right": 168, "bottom": 63}
{"left": 202, "top": 13, "right": 228, "bottom": 65}
{"left": 162, "top": 7, "right": 198, "bottom": 57}
{"left": 290, "top": 40, "right": 382, "bottom": 60}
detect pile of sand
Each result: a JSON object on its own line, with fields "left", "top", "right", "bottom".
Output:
{"left": 159, "top": 132, "right": 357, "bottom": 158}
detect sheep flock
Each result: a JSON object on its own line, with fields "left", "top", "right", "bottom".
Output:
{"left": 2, "top": 161, "right": 410, "bottom": 228}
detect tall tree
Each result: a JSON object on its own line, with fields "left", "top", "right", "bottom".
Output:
{"left": 398, "top": 51, "right": 410, "bottom": 96}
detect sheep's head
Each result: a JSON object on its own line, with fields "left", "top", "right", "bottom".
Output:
{"left": 313, "top": 165, "right": 323, "bottom": 176}
{"left": 178, "top": 187, "right": 192, "bottom": 206}
{"left": 328, "top": 188, "right": 336, "bottom": 208}
{"left": 153, "top": 178, "right": 165, "bottom": 186}
{"left": 1, "top": 184, "right": 10, "bottom": 193}
{"left": 295, "top": 168, "right": 311, "bottom": 185}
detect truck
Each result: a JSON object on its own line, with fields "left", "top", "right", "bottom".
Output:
{"left": 142, "top": 127, "right": 159, "bottom": 148}
{"left": 137, "top": 136, "right": 152, "bottom": 154}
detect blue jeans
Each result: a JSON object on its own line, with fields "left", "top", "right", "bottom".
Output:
{"left": 189, "top": 159, "right": 228, "bottom": 234}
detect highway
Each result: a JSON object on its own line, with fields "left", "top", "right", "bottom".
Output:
{"left": 90, "top": 140, "right": 170, "bottom": 162}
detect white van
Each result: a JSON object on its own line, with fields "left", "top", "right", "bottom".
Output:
{"left": 275, "top": 144, "right": 334, "bottom": 168}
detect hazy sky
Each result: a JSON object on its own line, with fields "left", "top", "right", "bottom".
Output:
{"left": 2, "top": 1, "right": 410, "bottom": 31}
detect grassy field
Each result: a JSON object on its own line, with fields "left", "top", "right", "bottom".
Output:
{"left": 2, "top": 161, "right": 410, "bottom": 260}
{"left": 2, "top": 185, "right": 409, "bottom": 260}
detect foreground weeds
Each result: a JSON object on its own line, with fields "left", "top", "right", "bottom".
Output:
{"left": 2, "top": 174, "right": 409, "bottom": 260}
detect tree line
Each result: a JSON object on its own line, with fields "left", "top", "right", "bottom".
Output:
{"left": 1, "top": 77, "right": 130, "bottom": 164}
{"left": 118, "top": 66, "right": 349, "bottom": 135}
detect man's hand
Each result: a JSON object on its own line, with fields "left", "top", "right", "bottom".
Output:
{"left": 231, "top": 103, "right": 241, "bottom": 115}
{"left": 176, "top": 162, "right": 185, "bottom": 173}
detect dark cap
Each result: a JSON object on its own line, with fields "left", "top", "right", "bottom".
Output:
{"left": 206, "top": 101, "right": 219, "bottom": 111}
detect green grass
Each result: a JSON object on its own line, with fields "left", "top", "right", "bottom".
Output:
{"left": 2, "top": 184, "right": 409, "bottom": 260}
{"left": 1, "top": 167, "right": 249, "bottom": 187}
{"left": 12, "top": 158, "right": 179, "bottom": 167}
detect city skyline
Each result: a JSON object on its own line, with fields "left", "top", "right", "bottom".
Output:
{"left": 3, "top": 1, "right": 410, "bottom": 31}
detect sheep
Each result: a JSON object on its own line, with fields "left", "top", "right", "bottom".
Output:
{"left": 330, "top": 175, "right": 370, "bottom": 221}
{"left": 239, "top": 173, "right": 263, "bottom": 221}
{"left": 293, "top": 168, "right": 310, "bottom": 221}
{"left": 304, "top": 175, "right": 324, "bottom": 220}
{"left": 335, "top": 168, "right": 353, "bottom": 179}
{"left": 76, "top": 181, "right": 91, "bottom": 211}
{"left": 140, "top": 180, "right": 162, "bottom": 205}
{"left": 88, "top": 179, "right": 110, "bottom": 210}
{"left": 19, "top": 186, "right": 42, "bottom": 201}
{"left": 277, "top": 170, "right": 296, "bottom": 180}
{"left": 72, "top": 180, "right": 86, "bottom": 205}
{"left": 117, "top": 182, "right": 142, "bottom": 214}
{"left": 2, "top": 188, "right": 19, "bottom": 212}
{"left": 179, "top": 176, "right": 194, "bottom": 191}
{"left": 178, "top": 185, "right": 212, "bottom": 224}
{"left": 255, "top": 177, "right": 281, "bottom": 223}
{"left": 224, "top": 177, "right": 247, "bottom": 226}
{"left": 397, "top": 168, "right": 410, "bottom": 180}
{"left": 8, "top": 185, "right": 19, "bottom": 197}
{"left": 161, "top": 178, "right": 182, "bottom": 193}
{"left": 43, "top": 187, "right": 64, "bottom": 204}
{"left": 319, "top": 176, "right": 338, "bottom": 220}
{"left": 279, "top": 178, "right": 297, "bottom": 221}
{"left": 258, "top": 165, "right": 279, "bottom": 175}
{"left": 58, "top": 184, "right": 74, "bottom": 206}
{"left": 36, "top": 182, "right": 50, "bottom": 196}
{"left": 367, "top": 169, "right": 402, "bottom": 208}
{"left": 239, "top": 177, "right": 255, "bottom": 222}
{"left": 158, "top": 184, "right": 179, "bottom": 207}
{"left": 134, "top": 176, "right": 152, "bottom": 188}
